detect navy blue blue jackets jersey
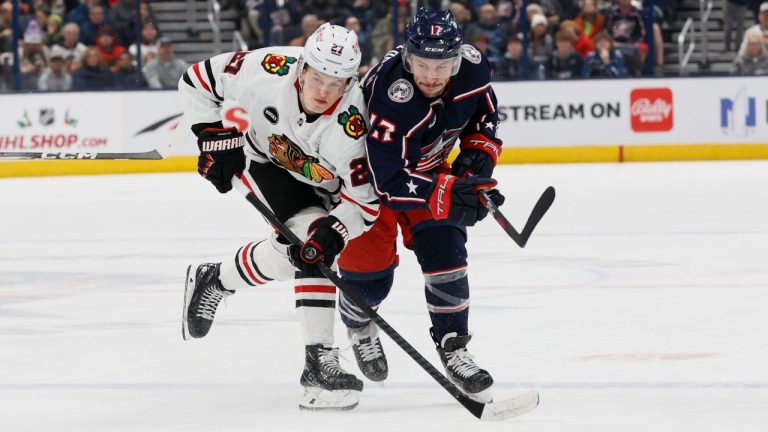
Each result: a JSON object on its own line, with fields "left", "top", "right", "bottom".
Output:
{"left": 362, "top": 45, "right": 502, "bottom": 211}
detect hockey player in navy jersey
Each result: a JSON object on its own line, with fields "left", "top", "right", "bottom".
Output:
{"left": 337, "top": 9, "right": 506, "bottom": 403}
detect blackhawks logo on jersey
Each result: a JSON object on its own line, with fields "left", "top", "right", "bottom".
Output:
{"left": 337, "top": 105, "right": 367, "bottom": 139}
{"left": 267, "top": 133, "right": 334, "bottom": 183}
{"left": 261, "top": 54, "right": 297, "bottom": 76}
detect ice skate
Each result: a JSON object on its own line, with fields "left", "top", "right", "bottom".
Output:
{"left": 348, "top": 323, "right": 388, "bottom": 382}
{"left": 432, "top": 329, "right": 494, "bottom": 403}
{"left": 299, "top": 344, "right": 363, "bottom": 411}
{"left": 182, "top": 263, "right": 234, "bottom": 340}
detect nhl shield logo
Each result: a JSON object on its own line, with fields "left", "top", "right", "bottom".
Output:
{"left": 460, "top": 44, "right": 482, "bottom": 64}
{"left": 39, "top": 108, "right": 55, "bottom": 126}
{"left": 388, "top": 79, "right": 413, "bottom": 103}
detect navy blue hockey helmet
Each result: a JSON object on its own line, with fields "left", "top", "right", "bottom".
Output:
{"left": 403, "top": 8, "right": 463, "bottom": 76}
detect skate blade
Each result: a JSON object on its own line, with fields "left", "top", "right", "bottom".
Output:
{"left": 181, "top": 265, "right": 194, "bottom": 341}
{"left": 298, "top": 387, "right": 360, "bottom": 411}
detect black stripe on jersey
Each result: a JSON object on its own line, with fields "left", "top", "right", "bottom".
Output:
{"left": 234, "top": 246, "right": 257, "bottom": 287}
{"left": 182, "top": 71, "right": 194, "bottom": 88}
{"left": 364, "top": 219, "right": 375, "bottom": 226}
{"left": 244, "top": 133, "right": 269, "bottom": 158}
{"left": 204, "top": 60, "right": 223, "bottom": 102}
{"left": 249, "top": 241, "right": 274, "bottom": 281}
{"left": 295, "top": 299, "right": 336, "bottom": 309}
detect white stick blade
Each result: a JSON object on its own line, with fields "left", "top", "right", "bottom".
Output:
{"left": 480, "top": 390, "right": 539, "bottom": 421}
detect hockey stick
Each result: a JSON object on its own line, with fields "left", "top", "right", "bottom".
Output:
{"left": 480, "top": 186, "right": 555, "bottom": 248}
{"left": 0, "top": 114, "right": 190, "bottom": 160}
{"left": 231, "top": 175, "right": 539, "bottom": 421}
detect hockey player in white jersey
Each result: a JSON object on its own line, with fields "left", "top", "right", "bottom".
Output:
{"left": 178, "top": 23, "right": 379, "bottom": 411}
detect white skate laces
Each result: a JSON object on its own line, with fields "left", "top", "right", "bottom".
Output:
{"left": 445, "top": 348, "right": 482, "bottom": 378}
{"left": 196, "top": 286, "right": 232, "bottom": 320}
{"left": 319, "top": 348, "right": 345, "bottom": 376}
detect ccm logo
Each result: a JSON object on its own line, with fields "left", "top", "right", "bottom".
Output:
{"left": 41, "top": 152, "right": 97, "bottom": 159}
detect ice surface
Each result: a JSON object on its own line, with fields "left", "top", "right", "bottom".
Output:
{"left": 1, "top": 162, "right": 767, "bottom": 431}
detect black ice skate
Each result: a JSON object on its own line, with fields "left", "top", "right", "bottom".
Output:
{"left": 432, "top": 328, "right": 494, "bottom": 403}
{"left": 348, "top": 323, "right": 388, "bottom": 382}
{"left": 299, "top": 344, "right": 363, "bottom": 411}
{"left": 182, "top": 263, "right": 234, "bottom": 340}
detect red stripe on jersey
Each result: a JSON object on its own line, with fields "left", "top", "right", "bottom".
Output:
{"left": 453, "top": 83, "right": 492, "bottom": 103}
{"left": 295, "top": 285, "right": 336, "bottom": 294}
{"left": 241, "top": 242, "right": 265, "bottom": 284}
{"left": 340, "top": 192, "right": 379, "bottom": 217}
{"left": 193, "top": 63, "right": 211, "bottom": 93}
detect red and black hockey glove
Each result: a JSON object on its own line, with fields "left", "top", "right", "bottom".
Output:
{"left": 451, "top": 133, "right": 502, "bottom": 179}
{"left": 289, "top": 216, "right": 349, "bottom": 272}
{"left": 427, "top": 174, "right": 503, "bottom": 226}
{"left": 195, "top": 123, "right": 245, "bottom": 194}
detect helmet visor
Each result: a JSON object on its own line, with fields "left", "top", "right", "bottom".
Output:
{"left": 404, "top": 48, "right": 461, "bottom": 78}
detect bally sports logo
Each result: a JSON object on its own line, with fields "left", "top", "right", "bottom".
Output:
{"left": 630, "top": 88, "right": 673, "bottom": 132}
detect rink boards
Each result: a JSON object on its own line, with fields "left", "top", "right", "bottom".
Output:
{"left": 1, "top": 76, "right": 767, "bottom": 177}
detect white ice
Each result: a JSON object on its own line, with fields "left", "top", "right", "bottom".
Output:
{"left": 1, "top": 162, "right": 767, "bottom": 432}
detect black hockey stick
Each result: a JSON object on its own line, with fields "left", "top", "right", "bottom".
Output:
{"left": 0, "top": 115, "right": 189, "bottom": 161}
{"left": 232, "top": 175, "right": 539, "bottom": 421}
{"left": 480, "top": 186, "right": 555, "bottom": 248}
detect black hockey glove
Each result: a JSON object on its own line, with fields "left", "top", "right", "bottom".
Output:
{"left": 196, "top": 124, "right": 245, "bottom": 194}
{"left": 289, "top": 216, "right": 349, "bottom": 272}
{"left": 427, "top": 174, "right": 502, "bottom": 227}
{"left": 451, "top": 149, "right": 495, "bottom": 178}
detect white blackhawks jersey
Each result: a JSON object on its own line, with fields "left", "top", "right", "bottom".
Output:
{"left": 179, "top": 46, "right": 379, "bottom": 239}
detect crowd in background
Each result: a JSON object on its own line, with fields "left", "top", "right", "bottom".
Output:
{"left": 1, "top": 0, "right": 768, "bottom": 92}
{"left": 0, "top": 0, "right": 187, "bottom": 91}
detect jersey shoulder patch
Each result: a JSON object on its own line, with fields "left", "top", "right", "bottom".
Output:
{"left": 337, "top": 105, "right": 367, "bottom": 139}
{"left": 261, "top": 53, "right": 298, "bottom": 76}
{"left": 387, "top": 78, "right": 414, "bottom": 103}
{"left": 460, "top": 44, "right": 482, "bottom": 64}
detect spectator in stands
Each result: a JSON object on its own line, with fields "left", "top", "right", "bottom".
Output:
{"left": 52, "top": 22, "right": 87, "bottom": 71}
{"left": 80, "top": 4, "right": 108, "bottom": 46}
{"left": 731, "top": 27, "right": 768, "bottom": 74}
{"left": 67, "top": 0, "right": 109, "bottom": 34}
{"left": 114, "top": 51, "right": 146, "bottom": 88}
{"left": 288, "top": 14, "right": 322, "bottom": 47}
{"left": 142, "top": 36, "right": 186, "bottom": 89}
{"left": 345, "top": 16, "right": 372, "bottom": 66}
{"left": 495, "top": 35, "right": 535, "bottom": 80}
{"left": 235, "top": 0, "right": 264, "bottom": 49}
{"left": 740, "top": 2, "right": 768, "bottom": 51}
{"left": 37, "top": 53, "right": 72, "bottom": 90}
{"left": 604, "top": 0, "right": 645, "bottom": 45}
{"left": 72, "top": 46, "right": 114, "bottom": 89}
{"left": 582, "top": 31, "right": 626, "bottom": 77}
{"left": 43, "top": 13, "right": 64, "bottom": 47}
{"left": 575, "top": 0, "right": 605, "bottom": 41}
{"left": 465, "top": 3, "right": 508, "bottom": 61}
{"left": 604, "top": 0, "right": 646, "bottom": 76}
{"left": 95, "top": 25, "right": 124, "bottom": 71}
{"left": 539, "top": 0, "right": 563, "bottom": 26}
{"left": 348, "top": 0, "right": 375, "bottom": 39}
{"left": 20, "top": 22, "right": 48, "bottom": 90}
{"left": 546, "top": 29, "right": 584, "bottom": 78}
{"left": 528, "top": 13, "right": 554, "bottom": 64}
{"left": 560, "top": 19, "right": 594, "bottom": 58}
{"left": 725, "top": 0, "right": 750, "bottom": 52}
{"left": 128, "top": 21, "right": 158, "bottom": 64}
{"left": 139, "top": 1, "right": 158, "bottom": 28}
{"left": 110, "top": 0, "right": 136, "bottom": 46}
{"left": 448, "top": 3, "right": 472, "bottom": 38}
